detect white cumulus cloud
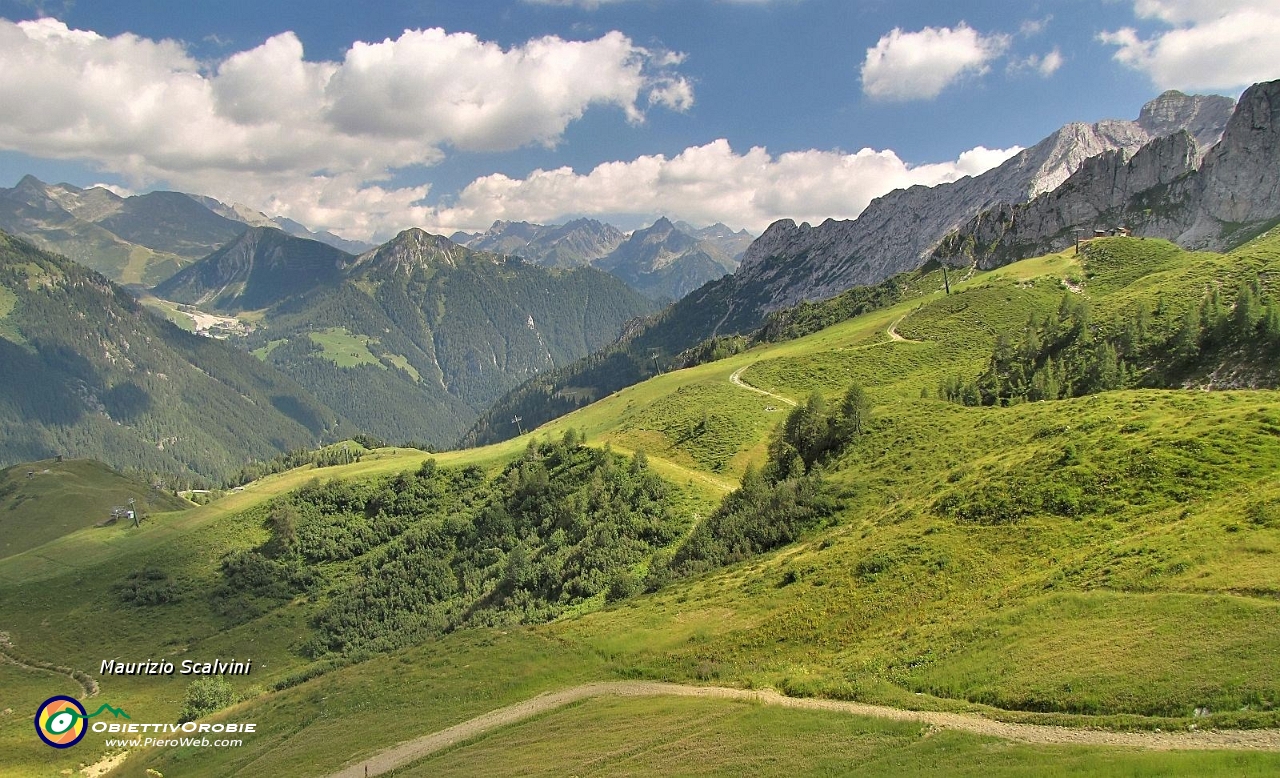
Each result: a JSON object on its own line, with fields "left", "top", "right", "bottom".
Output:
{"left": 425, "top": 139, "right": 1023, "bottom": 236}
{"left": 0, "top": 18, "right": 691, "bottom": 239}
{"left": 1009, "top": 48, "right": 1063, "bottom": 78}
{"left": 861, "top": 23, "right": 1011, "bottom": 101}
{"left": 1100, "top": 0, "right": 1280, "bottom": 90}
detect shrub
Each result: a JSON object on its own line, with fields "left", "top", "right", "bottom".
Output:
{"left": 178, "top": 677, "right": 236, "bottom": 723}
{"left": 116, "top": 568, "right": 179, "bottom": 606}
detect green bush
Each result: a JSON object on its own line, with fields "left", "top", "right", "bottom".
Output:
{"left": 178, "top": 676, "right": 236, "bottom": 723}
{"left": 116, "top": 568, "right": 180, "bottom": 606}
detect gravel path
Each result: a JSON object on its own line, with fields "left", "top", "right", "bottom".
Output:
{"left": 325, "top": 681, "right": 1280, "bottom": 778}
{"left": 729, "top": 365, "right": 797, "bottom": 407}
{"left": 0, "top": 632, "right": 98, "bottom": 698}
{"left": 886, "top": 315, "right": 922, "bottom": 343}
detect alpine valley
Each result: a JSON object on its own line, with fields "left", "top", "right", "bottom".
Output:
{"left": 3, "top": 71, "right": 1280, "bottom": 778}
{"left": 161, "top": 226, "right": 659, "bottom": 447}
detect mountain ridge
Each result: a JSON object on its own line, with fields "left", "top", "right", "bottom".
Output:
{"left": 934, "top": 80, "right": 1280, "bottom": 268}
{"left": 730, "top": 90, "right": 1235, "bottom": 318}
{"left": 0, "top": 230, "right": 351, "bottom": 481}
{"left": 0, "top": 176, "right": 371, "bottom": 285}
{"left": 153, "top": 227, "right": 658, "bottom": 447}
{"left": 598, "top": 217, "right": 739, "bottom": 301}
{"left": 462, "top": 87, "right": 1255, "bottom": 448}
{"left": 456, "top": 216, "right": 750, "bottom": 300}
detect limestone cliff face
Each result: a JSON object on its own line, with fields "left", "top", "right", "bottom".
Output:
{"left": 731, "top": 91, "right": 1233, "bottom": 317}
{"left": 933, "top": 80, "right": 1280, "bottom": 267}
{"left": 936, "top": 131, "right": 1202, "bottom": 268}
{"left": 1181, "top": 80, "right": 1280, "bottom": 248}
{"left": 1136, "top": 90, "right": 1236, "bottom": 153}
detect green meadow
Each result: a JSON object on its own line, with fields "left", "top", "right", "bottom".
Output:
{"left": 3, "top": 234, "right": 1280, "bottom": 775}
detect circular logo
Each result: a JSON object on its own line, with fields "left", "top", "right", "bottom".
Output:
{"left": 35, "top": 696, "right": 88, "bottom": 748}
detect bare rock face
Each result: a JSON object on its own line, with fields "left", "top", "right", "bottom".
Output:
{"left": 1137, "top": 90, "right": 1236, "bottom": 152}
{"left": 1181, "top": 80, "right": 1280, "bottom": 247}
{"left": 933, "top": 80, "right": 1280, "bottom": 266}
{"left": 936, "top": 131, "right": 1203, "bottom": 268}
{"left": 731, "top": 90, "right": 1234, "bottom": 318}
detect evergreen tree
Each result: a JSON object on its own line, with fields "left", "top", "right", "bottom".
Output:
{"left": 837, "top": 382, "right": 871, "bottom": 437}
{"left": 1264, "top": 299, "right": 1280, "bottom": 346}
{"left": 1201, "top": 287, "right": 1228, "bottom": 348}
{"left": 1233, "top": 278, "right": 1263, "bottom": 335}
{"left": 1173, "top": 306, "right": 1201, "bottom": 361}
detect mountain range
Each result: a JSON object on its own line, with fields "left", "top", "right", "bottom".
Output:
{"left": 154, "top": 226, "right": 657, "bottom": 447}
{"left": 935, "top": 80, "right": 1280, "bottom": 267}
{"left": 0, "top": 175, "right": 371, "bottom": 286}
{"left": 454, "top": 216, "right": 752, "bottom": 301}
{"left": 0, "top": 231, "right": 350, "bottom": 481}
{"left": 4, "top": 81, "right": 1277, "bottom": 476}
{"left": 681, "top": 89, "right": 1235, "bottom": 332}
{"left": 596, "top": 217, "right": 739, "bottom": 301}
{"left": 452, "top": 218, "right": 626, "bottom": 269}
{"left": 465, "top": 85, "right": 1274, "bottom": 446}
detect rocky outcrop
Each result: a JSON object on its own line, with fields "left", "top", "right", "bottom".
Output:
{"left": 1136, "top": 90, "right": 1236, "bottom": 153}
{"left": 934, "top": 80, "right": 1280, "bottom": 267}
{"left": 1180, "top": 80, "right": 1280, "bottom": 248}
{"left": 730, "top": 90, "right": 1234, "bottom": 317}
{"left": 936, "top": 131, "right": 1202, "bottom": 268}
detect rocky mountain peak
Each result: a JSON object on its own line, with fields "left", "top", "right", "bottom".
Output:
{"left": 932, "top": 80, "right": 1280, "bottom": 266}
{"left": 1137, "top": 90, "right": 1237, "bottom": 150}
{"left": 597, "top": 217, "right": 737, "bottom": 300}
{"left": 620, "top": 217, "right": 691, "bottom": 253}
{"left": 717, "top": 86, "right": 1238, "bottom": 321}
{"left": 645, "top": 216, "right": 677, "bottom": 236}
{"left": 484, "top": 220, "right": 539, "bottom": 239}
{"left": 739, "top": 219, "right": 805, "bottom": 271}
{"left": 357, "top": 228, "right": 467, "bottom": 273}
{"left": 1019, "top": 119, "right": 1154, "bottom": 198}
{"left": 12, "top": 174, "right": 46, "bottom": 194}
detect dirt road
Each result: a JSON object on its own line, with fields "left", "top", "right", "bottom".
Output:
{"left": 325, "top": 681, "right": 1280, "bottom": 778}
{"left": 728, "top": 366, "right": 797, "bottom": 407}
{"left": 886, "top": 315, "right": 922, "bottom": 343}
{"left": 0, "top": 632, "right": 98, "bottom": 698}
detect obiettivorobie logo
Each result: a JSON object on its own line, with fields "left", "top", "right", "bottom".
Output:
{"left": 34, "top": 696, "right": 130, "bottom": 748}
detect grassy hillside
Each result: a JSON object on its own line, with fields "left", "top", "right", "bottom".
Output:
{"left": 3, "top": 233, "right": 1280, "bottom": 776}
{"left": 400, "top": 695, "right": 1280, "bottom": 777}
{"left": 0, "top": 458, "right": 188, "bottom": 558}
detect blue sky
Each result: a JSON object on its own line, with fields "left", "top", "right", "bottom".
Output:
{"left": 0, "top": 0, "right": 1275, "bottom": 240}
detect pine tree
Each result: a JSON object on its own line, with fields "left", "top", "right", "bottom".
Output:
{"left": 1264, "top": 299, "right": 1280, "bottom": 347}
{"left": 1201, "top": 287, "right": 1228, "bottom": 348}
{"left": 1173, "top": 306, "right": 1201, "bottom": 360}
{"left": 1233, "top": 278, "right": 1263, "bottom": 336}
{"left": 838, "top": 382, "right": 871, "bottom": 436}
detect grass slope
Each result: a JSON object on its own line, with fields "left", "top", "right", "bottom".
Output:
{"left": 400, "top": 695, "right": 1280, "bottom": 778}
{"left": 3, "top": 235, "right": 1280, "bottom": 776}
{"left": 0, "top": 458, "right": 188, "bottom": 559}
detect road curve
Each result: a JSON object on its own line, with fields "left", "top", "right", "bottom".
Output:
{"left": 326, "top": 681, "right": 1280, "bottom": 777}
{"left": 0, "top": 633, "right": 98, "bottom": 698}
{"left": 886, "top": 315, "right": 922, "bottom": 343}
{"left": 729, "top": 366, "right": 797, "bottom": 407}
